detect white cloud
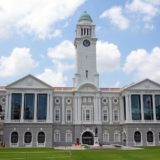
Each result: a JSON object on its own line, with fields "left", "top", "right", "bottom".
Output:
{"left": 36, "top": 68, "right": 67, "bottom": 86}
{"left": 144, "top": 23, "right": 154, "bottom": 30}
{"left": 126, "top": 0, "right": 159, "bottom": 21}
{"left": 48, "top": 40, "right": 75, "bottom": 61}
{"left": 100, "top": 6, "right": 129, "bottom": 30}
{"left": 0, "top": 0, "right": 85, "bottom": 38}
{"left": 97, "top": 41, "right": 121, "bottom": 72}
{"left": 123, "top": 47, "right": 160, "bottom": 82}
{"left": 0, "top": 48, "right": 37, "bottom": 77}
{"left": 40, "top": 40, "right": 76, "bottom": 86}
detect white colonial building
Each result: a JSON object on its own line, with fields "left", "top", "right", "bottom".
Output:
{"left": 0, "top": 11, "right": 160, "bottom": 147}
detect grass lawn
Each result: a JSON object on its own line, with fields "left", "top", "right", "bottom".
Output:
{"left": 0, "top": 147, "right": 160, "bottom": 160}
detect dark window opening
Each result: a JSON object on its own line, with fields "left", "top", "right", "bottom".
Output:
{"left": 134, "top": 131, "right": 141, "bottom": 143}
{"left": 11, "top": 132, "right": 18, "bottom": 143}
{"left": 147, "top": 131, "right": 153, "bottom": 142}
{"left": 86, "top": 70, "right": 88, "bottom": 78}
{"left": 24, "top": 132, "right": 32, "bottom": 143}
{"left": 38, "top": 132, "right": 45, "bottom": 143}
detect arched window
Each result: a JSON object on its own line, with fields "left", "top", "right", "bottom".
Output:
{"left": 38, "top": 132, "right": 45, "bottom": 143}
{"left": 134, "top": 131, "right": 141, "bottom": 143}
{"left": 54, "top": 130, "right": 60, "bottom": 142}
{"left": 147, "top": 131, "right": 153, "bottom": 142}
{"left": 24, "top": 132, "right": 32, "bottom": 143}
{"left": 66, "top": 130, "right": 72, "bottom": 142}
{"left": 103, "top": 130, "right": 109, "bottom": 142}
{"left": 114, "top": 131, "right": 121, "bottom": 142}
{"left": 11, "top": 132, "right": 18, "bottom": 143}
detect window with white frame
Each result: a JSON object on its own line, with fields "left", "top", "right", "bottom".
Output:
{"left": 54, "top": 130, "right": 60, "bottom": 142}
{"left": 103, "top": 108, "right": 108, "bottom": 122}
{"left": 113, "top": 110, "right": 119, "bottom": 121}
{"left": 66, "top": 130, "right": 72, "bottom": 142}
{"left": 114, "top": 131, "right": 121, "bottom": 142}
{"left": 54, "top": 107, "right": 60, "bottom": 122}
{"left": 66, "top": 108, "right": 72, "bottom": 122}
{"left": 82, "top": 107, "right": 92, "bottom": 121}
{"left": 103, "top": 131, "right": 109, "bottom": 142}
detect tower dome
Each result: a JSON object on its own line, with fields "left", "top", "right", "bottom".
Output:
{"left": 78, "top": 11, "right": 93, "bottom": 22}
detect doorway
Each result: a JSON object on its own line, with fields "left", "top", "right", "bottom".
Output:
{"left": 82, "top": 131, "right": 94, "bottom": 145}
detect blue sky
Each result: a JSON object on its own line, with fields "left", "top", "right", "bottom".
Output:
{"left": 0, "top": 0, "right": 160, "bottom": 87}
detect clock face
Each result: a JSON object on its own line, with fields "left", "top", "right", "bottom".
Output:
{"left": 83, "top": 39, "right": 90, "bottom": 47}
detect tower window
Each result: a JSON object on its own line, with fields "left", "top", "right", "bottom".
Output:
{"left": 84, "top": 28, "right": 86, "bottom": 35}
{"left": 86, "top": 70, "right": 88, "bottom": 78}
{"left": 81, "top": 28, "right": 83, "bottom": 36}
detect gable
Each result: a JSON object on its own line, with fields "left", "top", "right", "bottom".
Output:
{"left": 6, "top": 74, "right": 52, "bottom": 89}
{"left": 123, "top": 79, "right": 160, "bottom": 91}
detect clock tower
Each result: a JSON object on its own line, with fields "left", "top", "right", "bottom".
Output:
{"left": 74, "top": 11, "right": 99, "bottom": 89}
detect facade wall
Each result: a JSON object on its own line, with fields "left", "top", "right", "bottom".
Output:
{"left": 123, "top": 124, "right": 160, "bottom": 146}
{"left": 4, "top": 123, "right": 52, "bottom": 147}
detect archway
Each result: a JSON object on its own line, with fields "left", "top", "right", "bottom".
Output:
{"left": 82, "top": 131, "right": 94, "bottom": 145}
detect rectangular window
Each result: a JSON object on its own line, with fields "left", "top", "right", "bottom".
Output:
{"left": 37, "top": 94, "right": 47, "bottom": 120}
{"left": 103, "top": 133, "right": 109, "bottom": 142}
{"left": 143, "top": 95, "right": 153, "bottom": 120}
{"left": 155, "top": 95, "right": 160, "bottom": 120}
{"left": 66, "top": 110, "right": 71, "bottom": 122}
{"left": 86, "top": 109, "right": 90, "bottom": 121}
{"left": 103, "top": 110, "right": 108, "bottom": 121}
{"left": 114, "top": 133, "right": 120, "bottom": 142}
{"left": 131, "top": 95, "right": 141, "bottom": 120}
{"left": 55, "top": 109, "right": 60, "bottom": 121}
{"left": 54, "top": 132, "right": 60, "bottom": 142}
{"left": 123, "top": 96, "right": 126, "bottom": 120}
{"left": 11, "top": 93, "right": 22, "bottom": 120}
{"left": 24, "top": 94, "right": 34, "bottom": 120}
{"left": 66, "top": 133, "right": 72, "bottom": 142}
{"left": 113, "top": 110, "right": 118, "bottom": 121}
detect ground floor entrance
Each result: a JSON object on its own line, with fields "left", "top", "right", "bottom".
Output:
{"left": 82, "top": 131, "right": 94, "bottom": 145}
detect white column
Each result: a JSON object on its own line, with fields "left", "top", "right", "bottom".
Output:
{"left": 47, "top": 93, "right": 50, "bottom": 122}
{"left": 152, "top": 94, "right": 156, "bottom": 121}
{"left": 21, "top": 93, "right": 24, "bottom": 122}
{"left": 98, "top": 96, "right": 101, "bottom": 122}
{"left": 125, "top": 95, "right": 129, "bottom": 122}
{"left": 119, "top": 97, "right": 124, "bottom": 122}
{"left": 94, "top": 96, "right": 98, "bottom": 123}
{"left": 140, "top": 94, "right": 144, "bottom": 121}
{"left": 128, "top": 94, "right": 132, "bottom": 122}
{"left": 62, "top": 96, "right": 65, "bottom": 124}
{"left": 78, "top": 96, "right": 81, "bottom": 123}
{"left": 6, "top": 93, "right": 10, "bottom": 121}
{"left": 109, "top": 97, "right": 112, "bottom": 124}
{"left": 50, "top": 93, "right": 53, "bottom": 123}
{"left": 73, "top": 96, "right": 77, "bottom": 123}
{"left": 34, "top": 93, "right": 37, "bottom": 122}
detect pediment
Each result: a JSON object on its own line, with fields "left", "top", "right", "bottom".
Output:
{"left": 78, "top": 83, "right": 98, "bottom": 92}
{"left": 6, "top": 74, "right": 52, "bottom": 89}
{"left": 123, "top": 79, "right": 160, "bottom": 91}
